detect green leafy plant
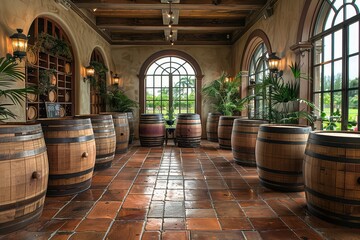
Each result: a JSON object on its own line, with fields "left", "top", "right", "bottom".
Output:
{"left": 107, "top": 85, "right": 138, "bottom": 113}
{"left": 34, "top": 32, "right": 72, "bottom": 60}
{"left": 87, "top": 61, "right": 108, "bottom": 96}
{"left": 202, "top": 72, "right": 246, "bottom": 116}
{"left": 38, "top": 69, "right": 57, "bottom": 96}
{"left": 0, "top": 57, "right": 36, "bottom": 121}
{"left": 246, "top": 63, "right": 317, "bottom": 124}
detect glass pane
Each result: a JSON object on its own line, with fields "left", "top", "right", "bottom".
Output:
{"left": 188, "top": 101, "right": 195, "bottom": 113}
{"left": 349, "top": 22, "right": 359, "bottom": 55}
{"left": 334, "top": 30, "right": 343, "bottom": 59}
{"left": 154, "top": 76, "right": 162, "bottom": 87}
{"left": 154, "top": 88, "right": 162, "bottom": 97}
{"left": 349, "top": 55, "right": 359, "bottom": 89}
{"left": 348, "top": 90, "right": 358, "bottom": 129}
{"left": 146, "top": 89, "right": 154, "bottom": 100}
{"left": 324, "top": 63, "right": 332, "bottom": 91}
{"left": 334, "top": 9, "right": 344, "bottom": 26}
{"left": 178, "top": 66, "right": 187, "bottom": 75}
{"left": 146, "top": 63, "right": 158, "bottom": 75}
{"left": 325, "top": 9, "right": 335, "bottom": 30}
{"left": 180, "top": 102, "right": 188, "bottom": 113}
{"left": 172, "top": 75, "right": 180, "bottom": 87}
{"left": 154, "top": 65, "right": 164, "bottom": 75}
{"left": 323, "top": 92, "right": 331, "bottom": 115}
{"left": 333, "top": 91, "right": 342, "bottom": 114}
{"left": 146, "top": 101, "right": 153, "bottom": 113}
{"left": 314, "top": 65, "right": 322, "bottom": 92}
{"left": 172, "top": 57, "right": 185, "bottom": 66}
{"left": 162, "top": 76, "right": 169, "bottom": 87}
{"left": 324, "top": 35, "right": 332, "bottom": 62}
{"left": 333, "top": 0, "right": 342, "bottom": 11}
{"left": 346, "top": 4, "right": 357, "bottom": 19}
{"left": 314, "top": 39, "right": 323, "bottom": 64}
{"left": 184, "top": 63, "right": 195, "bottom": 75}
{"left": 156, "top": 57, "right": 170, "bottom": 66}
{"left": 188, "top": 88, "right": 196, "bottom": 100}
{"left": 146, "top": 76, "right": 153, "bottom": 87}
{"left": 333, "top": 60, "right": 342, "bottom": 90}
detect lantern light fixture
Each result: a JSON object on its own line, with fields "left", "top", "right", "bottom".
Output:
{"left": 9, "top": 29, "right": 28, "bottom": 62}
{"left": 267, "top": 52, "right": 281, "bottom": 73}
{"left": 83, "top": 65, "right": 95, "bottom": 82}
{"left": 113, "top": 73, "right": 120, "bottom": 85}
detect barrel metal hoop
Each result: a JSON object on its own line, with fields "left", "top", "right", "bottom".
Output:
{"left": 259, "top": 176, "right": 304, "bottom": 186}
{"left": 259, "top": 126, "right": 311, "bottom": 134}
{"left": 257, "top": 165, "right": 303, "bottom": 175}
{"left": 45, "top": 135, "right": 94, "bottom": 144}
{"left": 41, "top": 125, "right": 92, "bottom": 132}
{"left": 0, "top": 124, "right": 42, "bottom": 134}
{"left": 305, "top": 186, "right": 360, "bottom": 205}
{"left": 96, "top": 152, "right": 115, "bottom": 159}
{"left": 48, "top": 167, "right": 94, "bottom": 180}
{"left": 257, "top": 137, "right": 307, "bottom": 145}
{"left": 308, "top": 137, "right": 360, "bottom": 149}
{"left": 0, "top": 190, "right": 46, "bottom": 211}
{"left": 0, "top": 146, "right": 47, "bottom": 160}
{"left": 305, "top": 149, "right": 360, "bottom": 163}
{"left": 232, "top": 130, "right": 258, "bottom": 135}
{"left": 0, "top": 132, "right": 44, "bottom": 143}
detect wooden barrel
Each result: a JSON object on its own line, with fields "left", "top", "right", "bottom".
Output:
{"left": 0, "top": 124, "right": 48, "bottom": 234}
{"left": 176, "top": 114, "right": 202, "bottom": 148}
{"left": 75, "top": 114, "right": 116, "bottom": 171}
{"left": 206, "top": 112, "right": 222, "bottom": 142}
{"left": 218, "top": 116, "right": 243, "bottom": 150}
{"left": 256, "top": 124, "right": 311, "bottom": 192}
{"left": 231, "top": 119, "right": 268, "bottom": 166}
{"left": 139, "top": 114, "right": 165, "bottom": 147}
{"left": 304, "top": 131, "right": 360, "bottom": 227}
{"left": 112, "top": 113, "right": 130, "bottom": 153}
{"left": 38, "top": 118, "right": 96, "bottom": 196}
{"left": 127, "top": 112, "right": 135, "bottom": 144}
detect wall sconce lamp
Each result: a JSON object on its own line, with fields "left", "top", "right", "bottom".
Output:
{"left": 83, "top": 65, "right": 95, "bottom": 82}
{"left": 9, "top": 29, "right": 28, "bottom": 62}
{"left": 113, "top": 73, "right": 120, "bottom": 85}
{"left": 267, "top": 52, "right": 281, "bottom": 73}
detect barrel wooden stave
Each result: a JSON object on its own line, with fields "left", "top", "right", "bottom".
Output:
{"left": 75, "top": 114, "right": 116, "bottom": 170}
{"left": 38, "top": 118, "right": 96, "bottom": 196}
{"left": 176, "top": 114, "right": 202, "bottom": 148}
{"left": 304, "top": 131, "right": 360, "bottom": 227}
{"left": 139, "top": 114, "right": 165, "bottom": 147}
{"left": 218, "top": 116, "right": 243, "bottom": 150}
{"left": 0, "top": 124, "right": 48, "bottom": 234}
{"left": 231, "top": 119, "right": 268, "bottom": 166}
{"left": 111, "top": 113, "right": 130, "bottom": 154}
{"left": 206, "top": 112, "right": 222, "bottom": 142}
{"left": 255, "top": 124, "right": 311, "bottom": 192}
{"left": 127, "top": 112, "right": 135, "bottom": 144}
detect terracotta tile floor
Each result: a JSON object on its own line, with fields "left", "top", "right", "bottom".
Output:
{"left": 1, "top": 140, "right": 359, "bottom": 240}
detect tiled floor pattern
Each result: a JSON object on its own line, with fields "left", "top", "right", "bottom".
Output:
{"left": 1, "top": 140, "right": 359, "bottom": 240}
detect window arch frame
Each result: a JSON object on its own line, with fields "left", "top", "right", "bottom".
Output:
{"left": 138, "top": 50, "right": 204, "bottom": 115}
{"left": 311, "top": 0, "right": 360, "bottom": 130}
{"left": 240, "top": 29, "right": 272, "bottom": 118}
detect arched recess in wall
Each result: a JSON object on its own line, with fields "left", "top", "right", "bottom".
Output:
{"left": 26, "top": 17, "right": 75, "bottom": 120}
{"left": 89, "top": 48, "right": 108, "bottom": 114}
{"left": 138, "top": 50, "right": 204, "bottom": 116}
{"left": 240, "top": 29, "right": 272, "bottom": 118}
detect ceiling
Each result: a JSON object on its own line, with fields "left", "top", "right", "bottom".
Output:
{"left": 69, "top": 0, "right": 270, "bottom": 45}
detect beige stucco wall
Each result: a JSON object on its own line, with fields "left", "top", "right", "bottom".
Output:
{"left": 110, "top": 45, "right": 232, "bottom": 137}
{"left": 0, "top": 0, "right": 112, "bottom": 122}
{"left": 232, "top": 0, "right": 308, "bottom": 116}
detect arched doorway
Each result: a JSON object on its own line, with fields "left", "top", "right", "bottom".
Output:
{"left": 89, "top": 48, "right": 107, "bottom": 114}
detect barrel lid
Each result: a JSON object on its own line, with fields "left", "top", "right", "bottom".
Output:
{"left": 37, "top": 118, "right": 91, "bottom": 125}
{"left": 75, "top": 114, "right": 113, "bottom": 120}
{"left": 177, "top": 113, "right": 200, "bottom": 119}
{"left": 310, "top": 131, "right": 360, "bottom": 143}
{"left": 0, "top": 123, "right": 42, "bottom": 134}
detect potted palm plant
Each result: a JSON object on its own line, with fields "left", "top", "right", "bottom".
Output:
{"left": 250, "top": 63, "right": 317, "bottom": 192}
{"left": 202, "top": 72, "right": 247, "bottom": 148}
{"left": 0, "top": 57, "right": 36, "bottom": 121}
{"left": 106, "top": 85, "right": 139, "bottom": 144}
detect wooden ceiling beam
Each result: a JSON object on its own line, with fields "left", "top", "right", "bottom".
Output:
{"left": 96, "top": 17, "right": 245, "bottom": 27}
{"left": 72, "top": 0, "right": 266, "bottom": 11}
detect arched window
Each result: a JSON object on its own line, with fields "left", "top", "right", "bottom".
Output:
{"left": 248, "top": 43, "right": 269, "bottom": 119}
{"left": 313, "top": 0, "right": 360, "bottom": 130}
{"left": 144, "top": 56, "right": 197, "bottom": 117}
